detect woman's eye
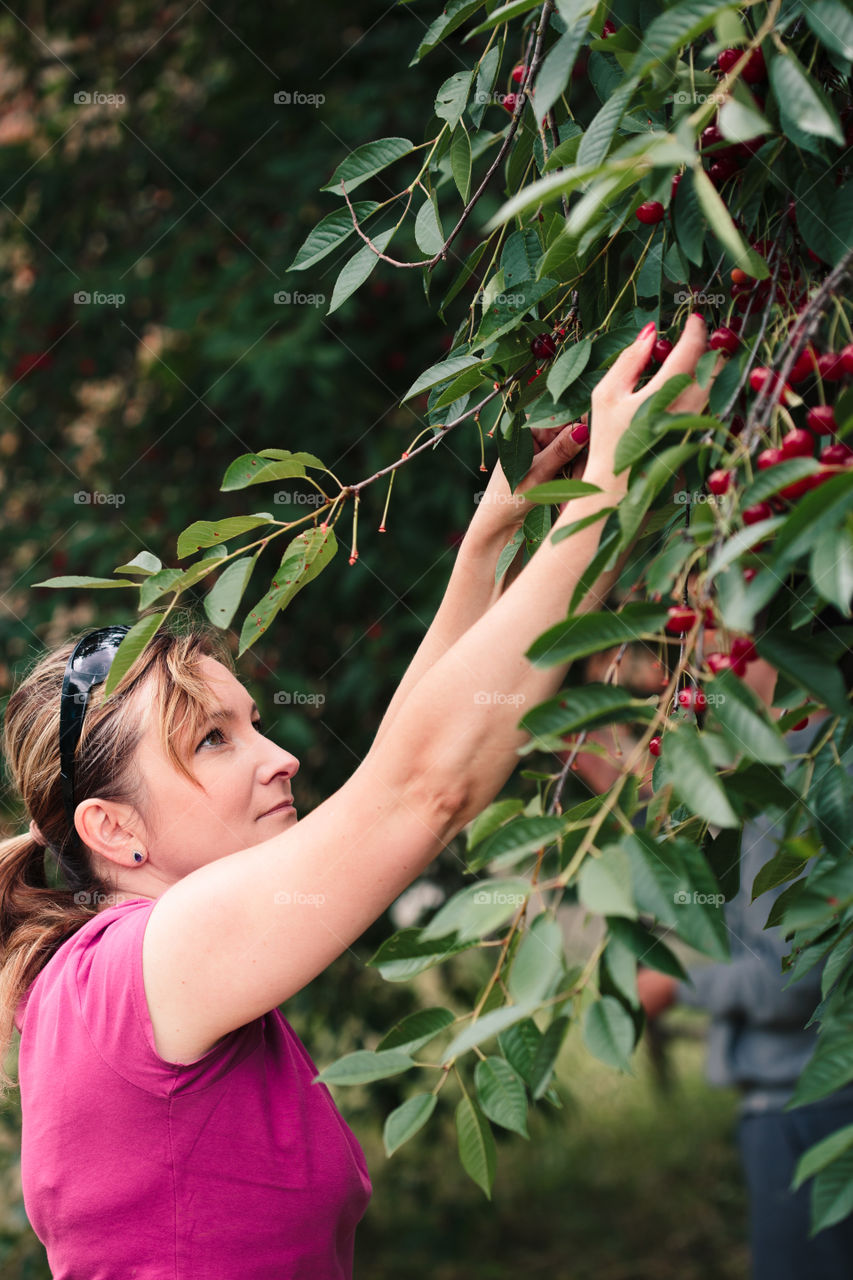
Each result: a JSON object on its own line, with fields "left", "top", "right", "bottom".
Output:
{"left": 197, "top": 726, "right": 225, "bottom": 751}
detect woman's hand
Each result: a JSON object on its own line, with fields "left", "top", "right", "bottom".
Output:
{"left": 472, "top": 414, "right": 591, "bottom": 537}
{"left": 585, "top": 314, "right": 713, "bottom": 486}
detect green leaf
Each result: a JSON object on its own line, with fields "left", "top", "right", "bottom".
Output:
{"left": 770, "top": 471, "right": 853, "bottom": 573}
{"left": 475, "top": 1056, "right": 529, "bottom": 1137}
{"left": 203, "top": 554, "right": 258, "bottom": 629}
{"left": 789, "top": 1030, "right": 853, "bottom": 1107}
{"left": 578, "top": 845, "right": 637, "bottom": 919}
{"left": 534, "top": 23, "right": 587, "bottom": 118}
{"left": 497, "top": 413, "right": 535, "bottom": 494}
{"left": 805, "top": 0, "right": 853, "bottom": 61}
{"left": 661, "top": 724, "right": 739, "bottom": 828}
{"left": 139, "top": 567, "right": 184, "bottom": 609}
{"left": 368, "top": 928, "right": 474, "bottom": 981}
{"left": 314, "top": 1049, "right": 415, "bottom": 1085}
{"left": 811, "top": 1148, "right": 853, "bottom": 1235}
{"left": 498, "top": 1018, "right": 542, "bottom": 1083}
{"left": 692, "top": 166, "right": 769, "bottom": 278}
{"left": 411, "top": 0, "right": 485, "bottom": 63}
{"left": 582, "top": 996, "right": 635, "bottom": 1072}
{"left": 237, "top": 526, "right": 337, "bottom": 655}
{"left": 523, "top": 477, "right": 602, "bottom": 504}
{"left": 328, "top": 227, "right": 396, "bottom": 314}
{"left": 435, "top": 70, "right": 472, "bottom": 131}
{"left": 474, "top": 278, "right": 558, "bottom": 347}
{"left": 495, "top": 527, "right": 525, "bottom": 585}
{"left": 526, "top": 603, "right": 669, "bottom": 666}
{"left": 706, "top": 669, "right": 791, "bottom": 766}
{"left": 630, "top": 0, "right": 739, "bottom": 75}
{"left": 455, "top": 1096, "right": 496, "bottom": 1199}
{"left": 467, "top": 798, "right": 526, "bottom": 851}
{"left": 672, "top": 167, "right": 707, "bottom": 266}
{"left": 718, "top": 96, "right": 770, "bottom": 144}
{"left": 377, "top": 1007, "right": 455, "bottom": 1054}
{"left": 102, "top": 612, "right": 165, "bottom": 698}
{"left": 32, "top": 575, "right": 137, "bottom": 589}
{"left": 414, "top": 193, "right": 445, "bottom": 255}
{"left": 577, "top": 79, "right": 635, "bottom": 167}
{"left": 625, "top": 830, "right": 730, "bottom": 960}
{"left": 739, "top": 457, "right": 819, "bottom": 509}
{"left": 793, "top": 1123, "right": 853, "bottom": 1191}
{"left": 751, "top": 845, "right": 811, "bottom": 901}
{"left": 420, "top": 877, "right": 531, "bottom": 942}
{"left": 550, "top": 506, "right": 617, "bottom": 543}
{"left": 467, "top": 815, "right": 565, "bottom": 873}
{"left": 321, "top": 137, "right": 415, "bottom": 194}
{"left": 756, "top": 630, "right": 850, "bottom": 720}
{"left": 607, "top": 916, "right": 689, "bottom": 980}
{"left": 114, "top": 551, "right": 162, "bottom": 576}
{"left": 450, "top": 124, "right": 472, "bottom": 202}
{"left": 383, "top": 1094, "right": 437, "bottom": 1157}
{"left": 403, "top": 353, "right": 486, "bottom": 401}
{"left": 288, "top": 201, "right": 379, "bottom": 270}
{"left": 769, "top": 51, "right": 844, "bottom": 146}
{"left": 528, "top": 1015, "right": 570, "bottom": 1099}
{"left": 465, "top": 0, "right": 541, "bottom": 38}
{"left": 519, "top": 683, "right": 654, "bottom": 745}
{"left": 546, "top": 338, "right": 592, "bottom": 401}
{"left": 176, "top": 514, "right": 273, "bottom": 560}
{"left": 443, "top": 1002, "right": 537, "bottom": 1061}
{"left": 508, "top": 913, "right": 564, "bottom": 1004}
{"left": 810, "top": 525, "right": 853, "bottom": 615}
{"left": 220, "top": 453, "right": 308, "bottom": 491}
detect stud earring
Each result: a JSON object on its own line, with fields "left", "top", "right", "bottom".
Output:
{"left": 132, "top": 850, "right": 144, "bottom": 863}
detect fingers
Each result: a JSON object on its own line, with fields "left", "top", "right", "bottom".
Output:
{"left": 594, "top": 320, "right": 658, "bottom": 402}
{"left": 517, "top": 421, "right": 588, "bottom": 492}
{"left": 642, "top": 313, "right": 709, "bottom": 397}
{"left": 667, "top": 350, "right": 727, "bottom": 417}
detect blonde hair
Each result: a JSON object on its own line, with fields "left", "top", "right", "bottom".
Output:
{"left": 0, "top": 611, "right": 235, "bottom": 1093}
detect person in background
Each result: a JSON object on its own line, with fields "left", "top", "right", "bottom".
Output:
{"left": 636, "top": 654, "right": 853, "bottom": 1280}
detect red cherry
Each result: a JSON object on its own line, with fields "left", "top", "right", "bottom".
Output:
{"left": 841, "top": 344, "right": 853, "bottom": 377}
{"left": 12, "top": 351, "right": 53, "bottom": 379}
{"left": 730, "top": 415, "right": 746, "bottom": 436}
{"left": 708, "top": 469, "right": 733, "bottom": 495}
{"left": 806, "top": 405, "right": 837, "bottom": 436}
{"left": 791, "top": 717, "right": 809, "bottom": 732}
{"left": 779, "top": 476, "right": 814, "bottom": 501}
{"left": 671, "top": 172, "right": 683, "bottom": 200}
{"left": 817, "top": 352, "right": 845, "bottom": 382}
{"left": 707, "top": 652, "right": 735, "bottom": 675}
{"left": 651, "top": 338, "right": 674, "bottom": 364}
{"left": 717, "top": 49, "right": 741, "bottom": 73}
{"left": 649, "top": 736, "right": 662, "bottom": 757}
{"left": 788, "top": 346, "right": 819, "bottom": 384}
{"left": 701, "top": 124, "right": 724, "bottom": 149}
{"left": 678, "top": 688, "right": 707, "bottom": 713}
{"left": 749, "top": 368, "right": 794, "bottom": 404}
{"left": 530, "top": 332, "right": 557, "bottom": 360}
{"left": 665, "top": 606, "right": 697, "bottom": 635}
{"left": 820, "top": 442, "right": 853, "bottom": 465}
{"left": 742, "top": 48, "right": 766, "bottom": 84}
{"left": 731, "top": 636, "right": 758, "bottom": 666}
{"left": 757, "top": 448, "right": 784, "bottom": 470}
{"left": 743, "top": 502, "right": 773, "bottom": 524}
{"left": 780, "top": 428, "right": 814, "bottom": 459}
{"left": 709, "top": 157, "right": 738, "bottom": 185}
{"left": 709, "top": 327, "right": 739, "bottom": 356}
{"left": 502, "top": 92, "right": 519, "bottom": 113}
{"left": 743, "top": 567, "right": 758, "bottom": 583}
{"left": 511, "top": 63, "right": 529, "bottom": 85}
{"left": 636, "top": 201, "right": 665, "bottom": 225}
{"left": 601, "top": 18, "right": 617, "bottom": 36}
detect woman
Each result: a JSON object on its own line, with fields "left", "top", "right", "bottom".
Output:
{"left": 1, "top": 315, "right": 710, "bottom": 1279}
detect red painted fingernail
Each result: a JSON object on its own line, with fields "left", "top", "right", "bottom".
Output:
{"left": 570, "top": 421, "right": 589, "bottom": 444}
{"left": 639, "top": 321, "right": 656, "bottom": 339}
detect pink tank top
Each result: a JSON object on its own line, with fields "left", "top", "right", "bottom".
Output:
{"left": 15, "top": 897, "right": 372, "bottom": 1279}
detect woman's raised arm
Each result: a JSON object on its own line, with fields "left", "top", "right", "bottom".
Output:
{"left": 140, "top": 316, "right": 712, "bottom": 1064}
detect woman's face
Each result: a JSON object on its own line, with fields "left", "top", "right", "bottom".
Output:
{"left": 123, "top": 656, "right": 301, "bottom": 886}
